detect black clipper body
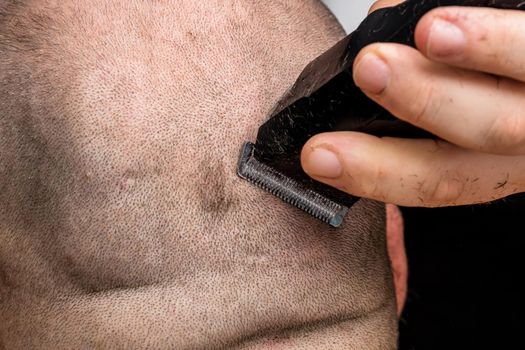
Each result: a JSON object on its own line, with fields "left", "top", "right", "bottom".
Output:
{"left": 237, "top": 0, "right": 525, "bottom": 227}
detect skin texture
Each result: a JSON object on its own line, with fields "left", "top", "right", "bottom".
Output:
{"left": 0, "top": 1, "right": 403, "bottom": 349}
{"left": 302, "top": 0, "right": 525, "bottom": 207}
{"left": 386, "top": 204, "right": 406, "bottom": 315}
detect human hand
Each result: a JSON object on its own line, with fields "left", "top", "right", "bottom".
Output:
{"left": 301, "top": 1, "right": 525, "bottom": 207}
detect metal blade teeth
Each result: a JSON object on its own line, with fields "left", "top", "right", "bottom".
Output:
{"left": 237, "top": 142, "right": 348, "bottom": 227}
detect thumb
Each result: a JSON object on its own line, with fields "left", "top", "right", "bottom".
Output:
{"left": 301, "top": 131, "right": 524, "bottom": 207}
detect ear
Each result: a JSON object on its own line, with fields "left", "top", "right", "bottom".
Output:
{"left": 386, "top": 204, "right": 408, "bottom": 316}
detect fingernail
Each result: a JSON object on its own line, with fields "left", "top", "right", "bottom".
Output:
{"left": 353, "top": 53, "right": 390, "bottom": 94}
{"left": 304, "top": 147, "right": 342, "bottom": 179}
{"left": 427, "top": 18, "right": 466, "bottom": 58}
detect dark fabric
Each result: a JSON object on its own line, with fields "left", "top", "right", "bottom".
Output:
{"left": 399, "top": 194, "right": 525, "bottom": 349}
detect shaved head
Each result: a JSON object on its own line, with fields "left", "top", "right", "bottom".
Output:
{"left": 1, "top": 1, "right": 398, "bottom": 349}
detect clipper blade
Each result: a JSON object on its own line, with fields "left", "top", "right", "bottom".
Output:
{"left": 237, "top": 142, "right": 349, "bottom": 228}
{"left": 235, "top": 0, "right": 523, "bottom": 228}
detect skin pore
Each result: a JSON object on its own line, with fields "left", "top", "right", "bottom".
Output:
{"left": 1, "top": 1, "right": 398, "bottom": 349}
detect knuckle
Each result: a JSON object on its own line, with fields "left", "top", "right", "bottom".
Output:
{"left": 419, "top": 172, "right": 466, "bottom": 206}
{"left": 362, "top": 162, "right": 389, "bottom": 200}
{"left": 406, "top": 81, "right": 440, "bottom": 126}
{"left": 492, "top": 12, "right": 515, "bottom": 48}
{"left": 491, "top": 26, "right": 515, "bottom": 69}
{"left": 416, "top": 143, "right": 466, "bottom": 204}
{"left": 482, "top": 109, "right": 525, "bottom": 154}
{"left": 473, "top": 11, "right": 522, "bottom": 75}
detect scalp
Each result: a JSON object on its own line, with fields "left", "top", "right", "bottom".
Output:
{"left": 0, "top": 2, "right": 398, "bottom": 348}
{"left": 0, "top": 0, "right": 350, "bottom": 292}
{"left": 1, "top": 0, "right": 345, "bottom": 224}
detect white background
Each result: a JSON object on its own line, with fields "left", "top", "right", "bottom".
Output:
{"left": 322, "top": 0, "right": 376, "bottom": 32}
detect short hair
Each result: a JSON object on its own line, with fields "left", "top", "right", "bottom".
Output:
{"left": 1, "top": 0, "right": 347, "bottom": 230}
{"left": 0, "top": 2, "right": 397, "bottom": 348}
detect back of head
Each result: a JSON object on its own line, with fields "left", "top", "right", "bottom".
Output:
{"left": 0, "top": 1, "right": 398, "bottom": 349}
